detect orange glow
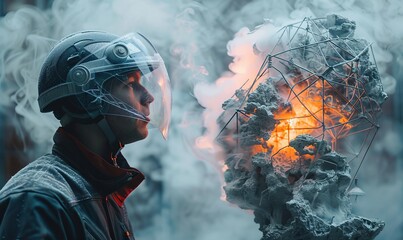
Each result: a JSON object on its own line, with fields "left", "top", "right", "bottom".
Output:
{"left": 251, "top": 143, "right": 268, "bottom": 155}
{"left": 259, "top": 78, "right": 355, "bottom": 167}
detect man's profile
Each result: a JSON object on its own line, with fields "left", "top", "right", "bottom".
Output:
{"left": 0, "top": 31, "right": 171, "bottom": 239}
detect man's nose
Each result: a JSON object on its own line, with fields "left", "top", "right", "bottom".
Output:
{"left": 142, "top": 90, "right": 154, "bottom": 105}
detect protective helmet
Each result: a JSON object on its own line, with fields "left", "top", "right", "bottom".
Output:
{"left": 38, "top": 31, "right": 171, "bottom": 139}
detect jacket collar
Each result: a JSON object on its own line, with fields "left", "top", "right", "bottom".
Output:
{"left": 52, "top": 127, "right": 144, "bottom": 207}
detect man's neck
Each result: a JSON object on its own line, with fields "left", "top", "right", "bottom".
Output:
{"left": 65, "top": 123, "right": 111, "bottom": 160}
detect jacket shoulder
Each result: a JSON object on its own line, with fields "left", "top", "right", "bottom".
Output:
{"left": 0, "top": 154, "right": 99, "bottom": 204}
{"left": 0, "top": 190, "right": 83, "bottom": 239}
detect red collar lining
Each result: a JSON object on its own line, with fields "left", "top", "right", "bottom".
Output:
{"left": 54, "top": 128, "right": 145, "bottom": 206}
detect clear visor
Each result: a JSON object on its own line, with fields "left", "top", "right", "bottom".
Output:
{"left": 67, "top": 32, "right": 171, "bottom": 139}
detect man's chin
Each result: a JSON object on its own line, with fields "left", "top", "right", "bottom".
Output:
{"left": 127, "top": 128, "right": 148, "bottom": 143}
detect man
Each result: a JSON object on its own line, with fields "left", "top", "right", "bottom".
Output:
{"left": 0, "top": 31, "right": 171, "bottom": 239}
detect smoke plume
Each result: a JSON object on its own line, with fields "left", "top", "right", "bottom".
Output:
{"left": 1, "top": 0, "right": 402, "bottom": 239}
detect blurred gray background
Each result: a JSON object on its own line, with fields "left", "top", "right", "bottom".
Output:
{"left": 1, "top": 1, "right": 402, "bottom": 239}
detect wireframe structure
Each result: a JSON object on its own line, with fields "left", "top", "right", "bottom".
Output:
{"left": 219, "top": 14, "right": 387, "bottom": 189}
{"left": 218, "top": 15, "right": 386, "bottom": 240}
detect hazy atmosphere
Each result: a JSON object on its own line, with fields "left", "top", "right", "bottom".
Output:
{"left": 0, "top": 0, "right": 402, "bottom": 239}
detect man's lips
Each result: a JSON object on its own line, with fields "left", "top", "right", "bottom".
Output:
{"left": 142, "top": 111, "right": 150, "bottom": 122}
{"left": 142, "top": 108, "right": 150, "bottom": 121}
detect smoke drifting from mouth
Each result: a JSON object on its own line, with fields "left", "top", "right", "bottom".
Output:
{"left": 1, "top": 0, "right": 402, "bottom": 240}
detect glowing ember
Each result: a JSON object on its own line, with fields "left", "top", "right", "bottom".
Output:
{"left": 267, "top": 76, "right": 360, "bottom": 167}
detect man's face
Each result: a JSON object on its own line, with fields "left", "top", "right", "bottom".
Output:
{"left": 106, "top": 71, "right": 154, "bottom": 144}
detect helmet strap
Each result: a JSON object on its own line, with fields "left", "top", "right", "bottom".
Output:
{"left": 60, "top": 109, "right": 124, "bottom": 166}
{"left": 97, "top": 117, "right": 124, "bottom": 166}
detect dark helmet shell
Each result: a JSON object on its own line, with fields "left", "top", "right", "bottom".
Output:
{"left": 38, "top": 31, "right": 119, "bottom": 116}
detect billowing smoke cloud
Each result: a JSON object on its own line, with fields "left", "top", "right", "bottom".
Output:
{"left": 0, "top": 0, "right": 402, "bottom": 240}
{"left": 0, "top": 1, "right": 260, "bottom": 239}
{"left": 193, "top": 1, "right": 403, "bottom": 240}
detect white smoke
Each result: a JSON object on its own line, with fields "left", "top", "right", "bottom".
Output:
{"left": 0, "top": 0, "right": 402, "bottom": 239}
{"left": 193, "top": 1, "right": 403, "bottom": 240}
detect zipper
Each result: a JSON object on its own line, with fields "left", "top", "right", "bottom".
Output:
{"left": 121, "top": 203, "right": 133, "bottom": 239}
{"left": 120, "top": 223, "right": 132, "bottom": 239}
{"left": 103, "top": 196, "right": 115, "bottom": 240}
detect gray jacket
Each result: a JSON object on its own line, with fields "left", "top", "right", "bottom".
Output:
{"left": 0, "top": 128, "right": 145, "bottom": 239}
